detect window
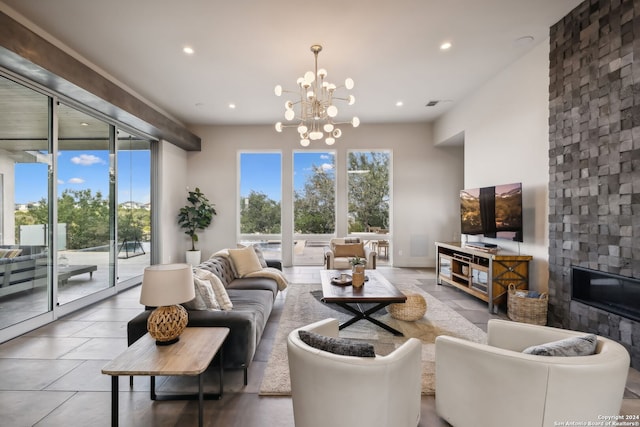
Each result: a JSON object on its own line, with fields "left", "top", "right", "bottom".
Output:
{"left": 238, "top": 152, "right": 282, "bottom": 259}
{"left": 348, "top": 150, "right": 391, "bottom": 262}
{"left": 293, "top": 151, "right": 335, "bottom": 265}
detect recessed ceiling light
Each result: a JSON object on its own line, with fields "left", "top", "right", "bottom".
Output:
{"left": 440, "top": 42, "right": 452, "bottom": 50}
{"left": 183, "top": 46, "right": 194, "bottom": 55}
{"left": 228, "top": 103, "right": 236, "bottom": 109}
{"left": 80, "top": 122, "right": 89, "bottom": 126}
{"left": 514, "top": 36, "right": 535, "bottom": 47}
{"left": 396, "top": 101, "right": 403, "bottom": 107}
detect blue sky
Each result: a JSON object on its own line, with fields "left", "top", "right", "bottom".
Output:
{"left": 240, "top": 152, "right": 335, "bottom": 202}
{"left": 15, "top": 150, "right": 151, "bottom": 204}
{"left": 16, "top": 150, "right": 332, "bottom": 205}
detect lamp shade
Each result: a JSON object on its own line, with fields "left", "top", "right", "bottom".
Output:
{"left": 140, "top": 263, "right": 195, "bottom": 307}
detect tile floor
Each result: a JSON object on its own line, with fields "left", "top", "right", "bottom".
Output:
{"left": 0, "top": 266, "right": 638, "bottom": 426}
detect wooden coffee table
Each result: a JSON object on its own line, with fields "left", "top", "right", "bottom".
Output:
{"left": 320, "top": 269, "right": 407, "bottom": 336}
{"left": 102, "top": 327, "right": 229, "bottom": 427}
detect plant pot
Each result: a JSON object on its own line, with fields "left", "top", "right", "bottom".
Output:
{"left": 352, "top": 264, "right": 365, "bottom": 287}
{"left": 185, "top": 250, "right": 201, "bottom": 266}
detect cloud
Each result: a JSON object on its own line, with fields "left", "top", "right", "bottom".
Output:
{"left": 71, "top": 154, "right": 104, "bottom": 166}
{"left": 57, "top": 179, "right": 64, "bottom": 184}
{"left": 67, "top": 178, "right": 85, "bottom": 184}
{"left": 320, "top": 163, "right": 334, "bottom": 171}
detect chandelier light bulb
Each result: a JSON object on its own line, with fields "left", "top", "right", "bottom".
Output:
{"left": 275, "top": 122, "right": 283, "bottom": 132}
{"left": 304, "top": 71, "right": 315, "bottom": 84}
{"left": 317, "top": 68, "right": 327, "bottom": 78}
{"left": 300, "top": 139, "right": 310, "bottom": 147}
{"left": 327, "top": 105, "right": 338, "bottom": 117}
{"left": 297, "top": 77, "right": 305, "bottom": 86}
{"left": 332, "top": 128, "right": 342, "bottom": 138}
{"left": 345, "top": 78, "right": 354, "bottom": 90}
{"left": 325, "top": 137, "right": 335, "bottom": 145}
{"left": 352, "top": 117, "right": 360, "bottom": 127}
{"left": 327, "top": 83, "right": 336, "bottom": 92}
{"left": 285, "top": 100, "right": 293, "bottom": 110}
{"left": 285, "top": 109, "right": 295, "bottom": 121}
{"left": 274, "top": 85, "right": 283, "bottom": 96}
{"left": 323, "top": 123, "right": 334, "bottom": 132}
{"left": 348, "top": 95, "right": 355, "bottom": 105}
{"left": 307, "top": 90, "right": 315, "bottom": 99}
{"left": 297, "top": 125, "right": 308, "bottom": 134}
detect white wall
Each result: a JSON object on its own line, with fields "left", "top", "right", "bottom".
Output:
{"left": 188, "top": 122, "right": 464, "bottom": 267}
{"left": 158, "top": 140, "right": 189, "bottom": 264}
{"left": 433, "top": 40, "right": 550, "bottom": 292}
{"left": 0, "top": 152, "right": 15, "bottom": 244}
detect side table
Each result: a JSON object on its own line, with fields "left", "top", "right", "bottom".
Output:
{"left": 102, "top": 327, "right": 229, "bottom": 427}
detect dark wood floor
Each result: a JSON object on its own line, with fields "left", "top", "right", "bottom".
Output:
{"left": 0, "top": 266, "right": 637, "bottom": 426}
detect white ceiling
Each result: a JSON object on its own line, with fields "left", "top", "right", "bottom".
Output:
{"left": 1, "top": 0, "right": 583, "bottom": 128}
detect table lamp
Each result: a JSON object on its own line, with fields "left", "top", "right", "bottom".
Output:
{"left": 139, "top": 263, "right": 195, "bottom": 345}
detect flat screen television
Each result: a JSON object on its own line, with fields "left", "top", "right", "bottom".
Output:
{"left": 460, "top": 182, "right": 523, "bottom": 242}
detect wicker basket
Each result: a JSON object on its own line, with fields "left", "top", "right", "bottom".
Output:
{"left": 507, "top": 283, "right": 548, "bottom": 325}
{"left": 387, "top": 293, "right": 427, "bottom": 321}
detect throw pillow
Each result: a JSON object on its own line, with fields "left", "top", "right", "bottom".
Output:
{"left": 333, "top": 243, "right": 365, "bottom": 258}
{"left": 522, "top": 334, "right": 598, "bottom": 357}
{"left": 193, "top": 268, "right": 233, "bottom": 310}
{"left": 298, "top": 330, "right": 375, "bottom": 357}
{"left": 183, "top": 276, "right": 221, "bottom": 310}
{"left": 253, "top": 245, "right": 268, "bottom": 268}
{"left": 228, "top": 245, "right": 263, "bottom": 277}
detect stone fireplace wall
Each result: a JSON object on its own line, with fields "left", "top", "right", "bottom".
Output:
{"left": 548, "top": 0, "right": 640, "bottom": 367}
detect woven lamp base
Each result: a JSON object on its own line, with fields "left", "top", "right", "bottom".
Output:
{"left": 147, "top": 304, "right": 189, "bottom": 345}
{"left": 387, "top": 293, "right": 427, "bottom": 321}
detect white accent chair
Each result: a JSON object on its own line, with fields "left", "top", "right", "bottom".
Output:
{"left": 324, "top": 238, "right": 377, "bottom": 270}
{"left": 435, "top": 319, "right": 630, "bottom": 427}
{"left": 287, "top": 318, "right": 421, "bottom": 427}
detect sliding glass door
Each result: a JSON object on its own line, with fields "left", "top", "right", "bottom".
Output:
{"left": 1, "top": 76, "right": 52, "bottom": 328}
{"left": 0, "top": 72, "right": 155, "bottom": 340}
{"left": 116, "top": 132, "right": 151, "bottom": 283}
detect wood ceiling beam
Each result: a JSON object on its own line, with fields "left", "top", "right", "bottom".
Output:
{"left": 0, "top": 11, "right": 201, "bottom": 151}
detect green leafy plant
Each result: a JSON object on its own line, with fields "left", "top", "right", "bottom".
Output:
{"left": 349, "top": 256, "right": 366, "bottom": 267}
{"left": 177, "top": 187, "right": 217, "bottom": 251}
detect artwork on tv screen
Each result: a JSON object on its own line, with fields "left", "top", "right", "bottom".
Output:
{"left": 460, "top": 182, "right": 523, "bottom": 242}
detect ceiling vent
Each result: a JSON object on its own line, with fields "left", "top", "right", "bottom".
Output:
{"left": 426, "top": 100, "right": 439, "bottom": 107}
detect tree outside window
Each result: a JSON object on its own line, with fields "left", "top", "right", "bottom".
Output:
{"left": 348, "top": 151, "right": 390, "bottom": 233}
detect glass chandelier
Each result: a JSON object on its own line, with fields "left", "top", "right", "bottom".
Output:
{"left": 274, "top": 44, "right": 360, "bottom": 147}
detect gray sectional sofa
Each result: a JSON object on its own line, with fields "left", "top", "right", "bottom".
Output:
{"left": 127, "top": 253, "right": 283, "bottom": 384}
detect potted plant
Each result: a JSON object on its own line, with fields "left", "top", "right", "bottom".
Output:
{"left": 177, "top": 187, "right": 216, "bottom": 265}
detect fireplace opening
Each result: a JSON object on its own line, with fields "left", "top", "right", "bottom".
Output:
{"left": 572, "top": 266, "right": 640, "bottom": 322}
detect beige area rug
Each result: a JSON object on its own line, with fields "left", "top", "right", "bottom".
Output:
{"left": 259, "top": 282, "right": 487, "bottom": 396}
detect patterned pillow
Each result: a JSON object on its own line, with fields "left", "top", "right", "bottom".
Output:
{"left": 253, "top": 245, "right": 268, "bottom": 268}
{"left": 193, "top": 268, "right": 233, "bottom": 310}
{"left": 298, "top": 330, "right": 375, "bottom": 357}
{"left": 183, "top": 276, "right": 220, "bottom": 310}
{"left": 522, "top": 334, "right": 597, "bottom": 356}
